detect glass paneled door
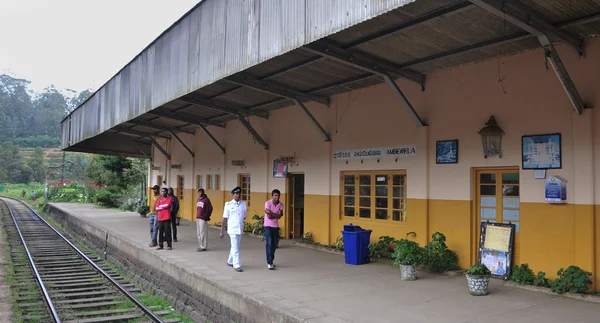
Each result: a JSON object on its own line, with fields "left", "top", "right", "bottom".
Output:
{"left": 476, "top": 168, "right": 520, "bottom": 264}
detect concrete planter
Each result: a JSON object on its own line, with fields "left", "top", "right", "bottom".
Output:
{"left": 466, "top": 274, "right": 490, "bottom": 296}
{"left": 399, "top": 264, "right": 418, "bottom": 281}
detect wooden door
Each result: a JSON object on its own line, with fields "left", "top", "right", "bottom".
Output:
{"left": 475, "top": 168, "right": 521, "bottom": 264}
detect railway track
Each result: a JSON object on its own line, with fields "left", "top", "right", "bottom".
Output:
{"left": 0, "top": 197, "right": 177, "bottom": 323}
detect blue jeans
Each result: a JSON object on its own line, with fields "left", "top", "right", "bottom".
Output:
{"left": 264, "top": 226, "right": 279, "bottom": 265}
{"left": 149, "top": 213, "right": 159, "bottom": 245}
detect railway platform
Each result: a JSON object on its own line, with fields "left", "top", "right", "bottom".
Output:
{"left": 47, "top": 202, "right": 600, "bottom": 323}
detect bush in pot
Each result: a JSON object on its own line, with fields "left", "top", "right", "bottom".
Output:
{"left": 466, "top": 263, "right": 491, "bottom": 296}
{"left": 137, "top": 204, "right": 150, "bottom": 218}
{"left": 392, "top": 234, "right": 423, "bottom": 281}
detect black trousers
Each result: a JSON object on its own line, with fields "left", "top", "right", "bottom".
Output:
{"left": 170, "top": 214, "right": 178, "bottom": 240}
{"left": 158, "top": 220, "right": 172, "bottom": 247}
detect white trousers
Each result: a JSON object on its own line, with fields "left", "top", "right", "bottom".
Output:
{"left": 196, "top": 219, "right": 208, "bottom": 249}
{"left": 227, "top": 234, "right": 242, "bottom": 269}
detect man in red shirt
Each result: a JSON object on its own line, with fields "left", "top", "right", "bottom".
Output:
{"left": 155, "top": 187, "right": 173, "bottom": 250}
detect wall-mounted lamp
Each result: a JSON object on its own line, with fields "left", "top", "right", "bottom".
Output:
{"left": 478, "top": 115, "right": 504, "bottom": 158}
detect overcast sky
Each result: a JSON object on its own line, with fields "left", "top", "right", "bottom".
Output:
{"left": 0, "top": 0, "right": 200, "bottom": 93}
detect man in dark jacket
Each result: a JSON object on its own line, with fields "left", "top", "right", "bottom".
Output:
{"left": 167, "top": 187, "right": 180, "bottom": 242}
{"left": 196, "top": 188, "right": 213, "bottom": 252}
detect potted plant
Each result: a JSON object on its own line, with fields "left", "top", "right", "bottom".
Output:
{"left": 137, "top": 204, "right": 150, "bottom": 218}
{"left": 466, "top": 263, "right": 491, "bottom": 296}
{"left": 392, "top": 237, "right": 423, "bottom": 281}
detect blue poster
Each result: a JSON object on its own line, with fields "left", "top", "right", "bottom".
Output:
{"left": 522, "top": 134, "right": 561, "bottom": 169}
{"left": 436, "top": 140, "right": 458, "bottom": 164}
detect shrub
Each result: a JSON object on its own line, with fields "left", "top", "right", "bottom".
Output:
{"left": 250, "top": 214, "right": 265, "bottom": 236}
{"left": 120, "top": 200, "right": 138, "bottom": 212}
{"left": 392, "top": 236, "right": 423, "bottom": 267}
{"left": 332, "top": 236, "right": 344, "bottom": 251}
{"left": 533, "top": 271, "right": 551, "bottom": 287}
{"left": 551, "top": 266, "right": 593, "bottom": 294}
{"left": 422, "top": 232, "right": 460, "bottom": 273}
{"left": 301, "top": 232, "right": 314, "bottom": 244}
{"left": 368, "top": 235, "right": 395, "bottom": 259}
{"left": 467, "top": 263, "right": 491, "bottom": 276}
{"left": 510, "top": 264, "right": 535, "bottom": 285}
{"left": 94, "top": 187, "right": 123, "bottom": 208}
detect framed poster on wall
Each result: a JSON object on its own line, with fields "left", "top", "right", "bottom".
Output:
{"left": 273, "top": 159, "right": 288, "bottom": 178}
{"left": 436, "top": 140, "right": 458, "bottom": 164}
{"left": 522, "top": 133, "right": 562, "bottom": 169}
{"left": 478, "top": 222, "right": 515, "bottom": 278}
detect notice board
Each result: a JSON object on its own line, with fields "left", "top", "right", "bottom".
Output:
{"left": 478, "top": 222, "right": 515, "bottom": 278}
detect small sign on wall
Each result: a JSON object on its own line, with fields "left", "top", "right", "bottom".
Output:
{"left": 231, "top": 160, "right": 245, "bottom": 166}
{"left": 544, "top": 176, "right": 567, "bottom": 203}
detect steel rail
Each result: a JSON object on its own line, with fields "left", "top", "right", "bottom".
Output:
{"left": 2, "top": 197, "right": 165, "bottom": 323}
{"left": 3, "top": 198, "right": 61, "bottom": 323}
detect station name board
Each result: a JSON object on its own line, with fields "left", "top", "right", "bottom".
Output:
{"left": 333, "top": 145, "right": 417, "bottom": 161}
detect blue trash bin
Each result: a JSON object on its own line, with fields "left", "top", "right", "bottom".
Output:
{"left": 341, "top": 224, "right": 372, "bottom": 265}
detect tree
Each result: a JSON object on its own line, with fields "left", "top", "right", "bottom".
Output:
{"left": 68, "top": 89, "right": 93, "bottom": 113}
{"left": 33, "top": 86, "right": 69, "bottom": 139}
{"left": 28, "top": 147, "right": 46, "bottom": 183}
{"left": 0, "top": 141, "right": 30, "bottom": 183}
{"left": 0, "top": 75, "right": 34, "bottom": 142}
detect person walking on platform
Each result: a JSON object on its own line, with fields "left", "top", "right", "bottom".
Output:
{"left": 167, "top": 187, "right": 179, "bottom": 242}
{"left": 155, "top": 187, "right": 173, "bottom": 250}
{"left": 148, "top": 185, "right": 160, "bottom": 247}
{"left": 264, "top": 189, "right": 283, "bottom": 270}
{"left": 196, "top": 188, "right": 213, "bottom": 252}
{"left": 220, "top": 186, "right": 246, "bottom": 272}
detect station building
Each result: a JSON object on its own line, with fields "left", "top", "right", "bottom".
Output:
{"left": 61, "top": 0, "right": 600, "bottom": 288}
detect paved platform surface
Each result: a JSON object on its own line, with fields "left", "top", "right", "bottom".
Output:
{"left": 50, "top": 203, "right": 600, "bottom": 323}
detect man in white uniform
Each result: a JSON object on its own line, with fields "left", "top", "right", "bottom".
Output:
{"left": 220, "top": 186, "right": 246, "bottom": 272}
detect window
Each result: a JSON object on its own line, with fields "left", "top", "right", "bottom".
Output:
{"left": 341, "top": 171, "right": 407, "bottom": 222}
{"left": 238, "top": 174, "right": 251, "bottom": 206}
{"left": 196, "top": 175, "right": 203, "bottom": 189}
{"left": 206, "top": 175, "right": 213, "bottom": 190}
{"left": 177, "top": 175, "right": 184, "bottom": 201}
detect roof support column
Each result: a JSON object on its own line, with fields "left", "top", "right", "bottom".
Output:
{"left": 198, "top": 124, "right": 226, "bottom": 154}
{"left": 293, "top": 99, "right": 331, "bottom": 142}
{"left": 383, "top": 75, "right": 428, "bottom": 127}
{"left": 236, "top": 114, "right": 269, "bottom": 150}
{"left": 169, "top": 131, "right": 195, "bottom": 158}
{"left": 539, "top": 35, "right": 586, "bottom": 115}
{"left": 148, "top": 137, "right": 171, "bottom": 160}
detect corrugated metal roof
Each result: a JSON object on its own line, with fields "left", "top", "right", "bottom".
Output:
{"left": 63, "top": 0, "right": 600, "bottom": 156}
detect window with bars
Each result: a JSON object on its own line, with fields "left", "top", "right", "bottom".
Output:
{"left": 238, "top": 174, "right": 251, "bottom": 206}
{"left": 341, "top": 171, "right": 407, "bottom": 222}
{"left": 177, "top": 175, "right": 184, "bottom": 201}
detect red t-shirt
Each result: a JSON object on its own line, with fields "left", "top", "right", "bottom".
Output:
{"left": 156, "top": 196, "right": 172, "bottom": 221}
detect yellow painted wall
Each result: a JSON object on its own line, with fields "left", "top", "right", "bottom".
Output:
{"left": 145, "top": 38, "right": 600, "bottom": 291}
{"left": 428, "top": 199, "right": 472, "bottom": 269}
